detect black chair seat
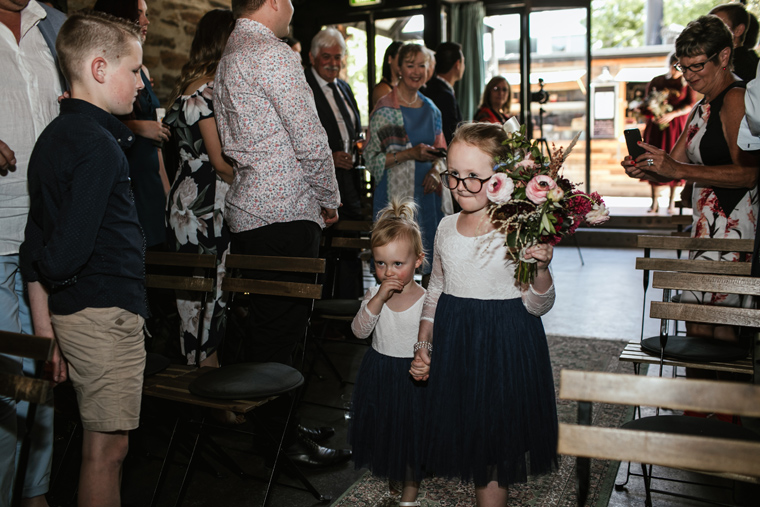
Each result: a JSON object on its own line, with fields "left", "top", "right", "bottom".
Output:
{"left": 313, "top": 298, "right": 362, "bottom": 317}
{"left": 623, "top": 415, "right": 760, "bottom": 442}
{"left": 188, "top": 362, "right": 304, "bottom": 400}
{"left": 144, "top": 353, "right": 171, "bottom": 377}
{"left": 641, "top": 335, "right": 748, "bottom": 362}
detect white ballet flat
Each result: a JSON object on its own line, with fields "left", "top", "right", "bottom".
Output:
{"left": 399, "top": 502, "right": 420, "bottom": 506}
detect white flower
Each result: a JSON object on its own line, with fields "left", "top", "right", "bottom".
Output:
{"left": 187, "top": 153, "right": 208, "bottom": 173}
{"left": 177, "top": 298, "right": 200, "bottom": 336}
{"left": 585, "top": 203, "right": 611, "bottom": 225}
{"left": 503, "top": 116, "right": 521, "bottom": 134}
{"left": 168, "top": 177, "right": 207, "bottom": 245}
{"left": 184, "top": 94, "right": 212, "bottom": 125}
{"left": 214, "top": 179, "right": 229, "bottom": 236}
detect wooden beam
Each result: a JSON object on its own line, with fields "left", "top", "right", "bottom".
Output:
{"left": 637, "top": 235, "right": 754, "bottom": 252}
{"left": 558, "top": 424, "right": 760, "bottom": 479}
{"left": 635, "top": 258, "right": 751, "bottom": 276}
{"left": 559, "top": 370, "right": 760, "bottom": 417}
{"left": 0, "top": 373, "right": 51, "bottom": 404}
{"left": 0, "top": 332, "right": 53, "bottom": 361}
{"left": 652, "top": 271, "right": 760, "bottom": 295}
{"left": 225, "top": 254, "right": 325, "bottom": 274}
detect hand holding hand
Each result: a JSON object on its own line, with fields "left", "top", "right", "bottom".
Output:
{"left": 332, "top": 151, "right": 353, "bottom": 170}
{"left": 524, "top": 243, "right": 553, "bottom": 270}
{"left": 410, "top": 348, "right": 431, "bottom": 381}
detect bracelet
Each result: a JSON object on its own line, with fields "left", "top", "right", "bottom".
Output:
{"left": 413, "top": 341, "right": 433, "bottom": 353}
{"left": 392, "top": 152, "right": 400, "bottom": 166}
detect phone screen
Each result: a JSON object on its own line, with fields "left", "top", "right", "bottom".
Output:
{"left": 624, "top": 128, "right": 646, "bottom": 160}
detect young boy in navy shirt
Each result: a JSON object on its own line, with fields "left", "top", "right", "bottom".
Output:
{"left": 21, "top": 11, "right": 147, "bottom": 506}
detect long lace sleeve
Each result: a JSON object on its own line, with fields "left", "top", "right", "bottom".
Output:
{"left": 521, "top": 277, "right": 556, "bottom": 317}
{"left": 350, "top": 288, "right": 380, "bottom": 339}
{"left": 421, "top": 247, "right": 444, "bottom": 323}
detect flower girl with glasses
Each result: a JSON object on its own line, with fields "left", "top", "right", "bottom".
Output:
{"left": 410, "top": 122, "right": 558, "bottom": 506}
{"left": 349, "top": 199, "right": 427, "bottom": 506}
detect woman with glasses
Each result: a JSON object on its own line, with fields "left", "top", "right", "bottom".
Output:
{"left": 635, "top": 53, "right": 697, "bottom": 214}
{"left": 366, "top": 43, "right": 448, "bottom": 285}
{"left": 474, "top": 76, "right": 512, "bottom": 124}
{"left": 623, "top": 15, "right": 759, "bottom": 346}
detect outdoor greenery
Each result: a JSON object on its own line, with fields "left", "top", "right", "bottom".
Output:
{"left": 591, "top": 0, "right": 760, "bottom": 48}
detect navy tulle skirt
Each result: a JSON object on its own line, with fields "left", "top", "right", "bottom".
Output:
{"left": 423, "top": 294, "right": 558, "bottom": 487}
{"left": 348, "top": 347, "right": 427, "bottom": 482}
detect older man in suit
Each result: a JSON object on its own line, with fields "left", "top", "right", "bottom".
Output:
{"left": 305, "top": 27, "right": 363, "bottom": 220}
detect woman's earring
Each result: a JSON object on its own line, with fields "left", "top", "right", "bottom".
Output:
{"left": 723, "top": 67, "right": 727, "bottom": 71}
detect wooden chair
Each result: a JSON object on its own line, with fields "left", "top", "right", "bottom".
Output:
{"left": 0, "top": 331, "right": 54, "bottom": 404}
{"left": 631, "top": 235, "right": 754, "bottom": 370}
{"left": 312, "top": 220, "right": 372, "bottom": 385}
{"left": 643, "top": 271, "right": 759, "bottom": 377}
{"left": 144, "top": 254, "right": 328, "bottom": 507}
{"left": 0, "top": 330, "right": 54, "bottom": 506}
{"left": 558, "top": 370, "right": 760, "bottom": 507}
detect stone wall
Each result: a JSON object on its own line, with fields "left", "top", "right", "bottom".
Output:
{"left": 69, "top": 0, "right": 230, "bottom": 106}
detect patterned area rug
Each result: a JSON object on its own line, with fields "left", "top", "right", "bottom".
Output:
{"left": 332, "top": 335, "right": 634, "bottom": 507}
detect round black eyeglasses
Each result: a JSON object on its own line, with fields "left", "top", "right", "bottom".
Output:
{"left": 440, "top": 171, "right": 493, "bottom": 193}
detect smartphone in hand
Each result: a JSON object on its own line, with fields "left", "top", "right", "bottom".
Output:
{"left": 428, "top": 148, "right": 447, "bottom": 158}
{"left": 624, "top": 128, "right": 646, "bottom": 160}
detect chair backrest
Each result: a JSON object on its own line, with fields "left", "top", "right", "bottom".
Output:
{"left": 144, "top": 251, "right": 216, "bottom": 293}
{"left": 222, "top": 254, "right": 325, "bottom": 300}
{"left": 557, "top": 370, "right": 760, "bottom": 483}
{"left": 322, "top": 220, "right": 372, "bottom": 251}
{"left": 650, "top": 271, "right": 760, "bottom": 328}
{"left": 0, "top": 331, "right": 54, "bottom": 403}
{"left": 636, "top": 235, "right": 754, "bottom": 276}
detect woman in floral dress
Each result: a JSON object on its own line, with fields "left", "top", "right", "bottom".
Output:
{"left": 165, "top": 9, "right": 236, "bottom": 367}
{"left": 622, "top": 16, "right": 759, "bottom": 344}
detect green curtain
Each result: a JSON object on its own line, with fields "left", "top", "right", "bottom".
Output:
{"left": 451, "top": 1, "right": 485, "bottom": 122}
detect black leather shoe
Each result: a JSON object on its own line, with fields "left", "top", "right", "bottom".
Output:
{"left": 286, "top": 436, "right": 351, "bottom": 468}
{"left": 296, "top": 424, "right": 335, "bottom": 443}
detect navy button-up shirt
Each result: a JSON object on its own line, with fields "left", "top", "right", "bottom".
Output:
{"left": 21, "top": 98, "right": 147, "bottom": 318}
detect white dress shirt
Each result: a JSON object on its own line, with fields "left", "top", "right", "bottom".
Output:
{"left": 310, "top": 66, "right": 357, "bottom": 148}
{"left": 738, "top": 61, "right": 760, "bottom": 150}
{"left": 0, "top": 0, "right": 62, "bottom": 254}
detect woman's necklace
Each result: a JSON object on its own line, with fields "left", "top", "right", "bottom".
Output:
{"left": 398, "top": 88, "right": 419, "bottom": 107}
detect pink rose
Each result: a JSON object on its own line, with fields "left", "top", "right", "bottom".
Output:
{"left": 525, "top": 175, "right": 557, "bottom": 205}
{"left": 486, "top": 173, "right": 515, "bottom": 205}
{"left": 515, "top": 153, "right": 534, "bottom": 169}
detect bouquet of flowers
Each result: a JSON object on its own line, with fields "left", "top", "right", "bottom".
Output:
{"left": 645, "top": 88, "right": 674, "bottom": 131}
{"left": 486, "top": 117, "right": 610, "bottom": 284}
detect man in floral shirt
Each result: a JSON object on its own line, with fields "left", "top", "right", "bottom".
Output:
{"left": 214, "top": 0, "right": 348, "bottom": 467}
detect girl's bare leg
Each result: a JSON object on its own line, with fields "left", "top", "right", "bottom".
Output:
{"left": 400, "top": 480, "right": 420, "bottom": 504}
{"left": 475, "top": 481, "right": 508, "bottom": 507}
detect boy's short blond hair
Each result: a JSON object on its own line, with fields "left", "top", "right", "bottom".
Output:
{"left": 56, "top": 10, "right": 142, "bottom": 85}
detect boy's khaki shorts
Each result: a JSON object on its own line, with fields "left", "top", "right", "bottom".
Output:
{"left": 52, "top": 307, "right": 145, "bottom": 432}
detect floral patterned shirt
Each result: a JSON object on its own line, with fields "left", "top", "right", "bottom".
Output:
{"left": 214, "top": 19, "right": 340, "bottom": 233}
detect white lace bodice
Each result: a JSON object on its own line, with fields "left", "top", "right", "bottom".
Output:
{"left": 421, "top": 214, "right": 555, "bottom": 322}
{"left": 350, "top": 285, "right": 426, "bottom": 358}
